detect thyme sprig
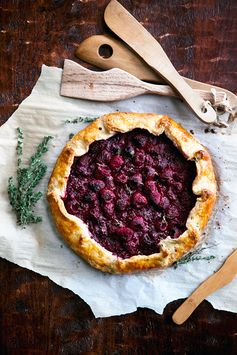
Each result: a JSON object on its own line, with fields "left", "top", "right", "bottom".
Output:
{"left": 65, "top": 116, "right": 98, "bottom": 124}
{"left": 174, "top": 246, "right": 216, "bottom": 268}
{"left": 8, "top": 128, "right": 53, "bottom": 226}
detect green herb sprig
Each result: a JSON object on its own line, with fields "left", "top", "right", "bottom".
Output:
{"left": 65, "top": 116, "right": 98, "bottom": 124}
{"left": 8, "top": 128, "right": 53, "bottom": 226}
{"left": 174, "top": 246, "right": 216, "bottom": 268}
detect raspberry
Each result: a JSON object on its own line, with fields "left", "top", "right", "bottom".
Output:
{"left": 174, "top": 181, "right": 183, "bottom": 192}
{"left": 97, "top": 150, "right": 111, "bottom": 163}
{"left": 109, "top": 155, "right": 124, "bottom": 170}
{"left": 145, "top": 166, "right": 157, "bottom": 178}
{"left": 115, "top": 172, "right": 128, "bottom": 184}
{"left": 116, "top": 198, "right": 129, "bottom": 211}
{"left": 131, "top": 216, "right": 147, "bottom": 231}
{"left": 76, "top": 165, "right": 89, "bottom": 177}
{"left": 78, "top": 155, "right": 90, "bottom": 167}
{"left": 124, "top": 145, "right": 135, "bottom": 157}
{"left": 140, "top": 234, "right": 157, "bottom": 254}
{"left": 145, "top": 180, "right": 157, "bottom": 194}
{"left": 155, "top": 219, "right": 168, "bottom": 232}
{"left": 115, "top": 227, "right": 134, "bottom": 239}
{"left": 89, "top": 208, "right": 101, "bottom": 221}
{"left": 84, "top": 191, "right": 97, "bottom": 203}
{"left": 145, "top": 155, "right": 154, "bottom": 166}
{"left": 103, "top": 202, "right": 114, "bottom": 217}
{"left": 166, "top": 205, "right": 180, "bottom": 219}
{"left": 150, "top": 191, "right": 162, "bottom": 206}
{"left": 129, "top": 173, "right": 143, "bottom": 188}
{"left": 158, "top": 142, "right": 166, "bottom": 154}
{"left": 145, "top": 180, "right": 163, "bottom": 207}
{"left": 106, "top": 176, "right": 115, "bottom": 190}
{"left": 160, "top": 167, "right": 173, "bottom": 180}
{"left": 68, "top": 177, "right": 80, "bottom": 190}
{"left": 69, "top": 180, "right": 87, "bottom": 196}
{"left": 95, "top": 165, "right": 111, "bottom": 179}
{"left": 65, "top": 200, "right": 79, "bottom": 215}
{"left": 112, "top": 146, "right": 121, "bottom": 154}
{"left": 99, "top": 220, "right": 108, "bottom": 236}
{"left": 125, "top": 234, "right": 139, "bottom": 255}
{"left": 133, "top": 134, "right": 147, "bottom": 147}
{"left": 100, "top": 188, "right": 115, "bottom": 202}
{"left": 88, "top": 179, "right": 105, "bottom": 192}
{"left": 159, "top": 196, "right": 170, "bottom": 210}
{"left": 132, "top": 192, "right": 148, "bottom": 208}
{"left": 167, "top": 187, "right": 176, "bottom": 201}
{"left": 148, "top": 145, "right": 160, "bottom": 156}
{"left": 134, "top": 150, "right": 145, "bottom": 166}
{"left": 172, "top": 227, "right": 182, "bottom": 239}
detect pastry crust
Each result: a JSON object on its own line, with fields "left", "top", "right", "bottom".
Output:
{"left": 47, "top": 113, "right": 217, "bottom": 273}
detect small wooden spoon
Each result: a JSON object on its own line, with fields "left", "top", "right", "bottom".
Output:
{"left": 61, "top": 60, "right": 227, "bottom": 107}
{"left": 172, "top": 249, "right": 237, "bottom": 325}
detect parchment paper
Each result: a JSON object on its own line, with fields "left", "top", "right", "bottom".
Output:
{"left": 0, "top": 65, "right": 236, "bottom": 318}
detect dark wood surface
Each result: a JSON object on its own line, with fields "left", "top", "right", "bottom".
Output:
{"left": 0, "top": 0, "right": 236, "bottom": 353}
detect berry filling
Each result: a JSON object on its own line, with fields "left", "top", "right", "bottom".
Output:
{"left": 63, "top": 129, "right": 196, "bottom": 259}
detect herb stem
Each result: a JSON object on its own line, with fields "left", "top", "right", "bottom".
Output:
{"left": 8, "top": 128, "right": 53, "bottom": 226}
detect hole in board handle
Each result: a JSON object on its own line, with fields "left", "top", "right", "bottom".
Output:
{"left": 98, "top": 44, "right": 113, "bottom": 59}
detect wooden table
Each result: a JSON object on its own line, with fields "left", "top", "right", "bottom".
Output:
{"left": 0, "top": 1, "right": 236, "bottom": 353}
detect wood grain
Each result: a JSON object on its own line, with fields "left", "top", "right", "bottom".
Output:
{"left": 61, "top": 59, "right": 232, "bottom": 110}
{"left": 75, "top": 34, "right": 237, "bottom": 109}
{"left": 172, "top": 250, "right": 237, "bottom": 325}
{"left": 0, "top": 0, "right": 237, "bottom": 353}
{"left": 104, "top": 0, "right": 217, "bottom": 123}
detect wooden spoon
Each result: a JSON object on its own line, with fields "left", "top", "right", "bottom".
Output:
{"left": 75, "top": 34, "right": 237, "bottom": 110}
{"left": 61, "top": 60, "right": 227, "bottom": 106}
{"left": 172, "top": 249, "right": 237, "bottom": 325}
{"left": 104, "top": 0, "right": 216, "bottom": 123}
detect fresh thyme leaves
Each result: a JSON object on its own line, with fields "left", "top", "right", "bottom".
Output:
{"left": 174, "top": 246, "right": 216, "bottom": 268}
{"left": 65, "top": 116, "right": 98, "bottom": 124}
{"left": 16, "top": 127, "right": 23, "bottom": 166}
{"left": 69, "top": 133, "right": 74, "bottom": 140}
{"left": 8, "top": 128, "right": 53, "bottom": 226}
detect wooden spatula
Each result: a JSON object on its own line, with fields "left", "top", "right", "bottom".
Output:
{"left": 172, "top": 249, "right": 237, "bottom": 325}
{"left": 75, "top": 34, "right": 166, "bottom": 84}
{"left": 104, "top": 0, "right": 217, "bottom": 123}
{"left": 61, "top": 59, "right": 228, "bottom": 107}
{"left": 75, "top": 34, "right": 237, "bottom": 110}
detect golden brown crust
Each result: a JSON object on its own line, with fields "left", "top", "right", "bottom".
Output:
{"left": 47, "top": 113, "right": 217, "bottom": 273}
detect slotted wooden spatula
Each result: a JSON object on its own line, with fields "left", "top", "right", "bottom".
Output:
{"left": 104, "top": 0, "right": 217, "bottom": 123}
{"left": 61, "top": 60, "right": 228, "bottom": 106}
{"left": 173, "top": 249, "right": 237, "bottom": 325}
{"left": 75, "top": 34, "right": 237, "bottom": 110}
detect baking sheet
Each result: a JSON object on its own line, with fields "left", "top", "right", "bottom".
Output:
{"left": 0, "top": 65, "right": 236, "bottom": 317}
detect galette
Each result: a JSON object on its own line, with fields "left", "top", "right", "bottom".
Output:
{"left": 47, "top": 113, "right": 216, "bottom": 273}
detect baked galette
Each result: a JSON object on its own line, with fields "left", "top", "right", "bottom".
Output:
{"left": 47, "top": 113, "right": 216, "bottom": 273}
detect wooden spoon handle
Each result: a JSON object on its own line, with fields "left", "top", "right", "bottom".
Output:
{"left": 172, "top": 249, "right": 237, "bottom": 325}
{"left": 75, "top": 34, "right": 164, "bottom": 83}
{"left": 75, "top": 35, "right": 237, "bottom": 109}
{"left": 61, "top": 59, "right": 229, "bottom": 107}
{"left": 104, "top": 0, "right": 216, "bottom": 123}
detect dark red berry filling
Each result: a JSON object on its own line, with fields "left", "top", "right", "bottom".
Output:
{"left": 63, "top": 129, "right": 196, "bottom": 259}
